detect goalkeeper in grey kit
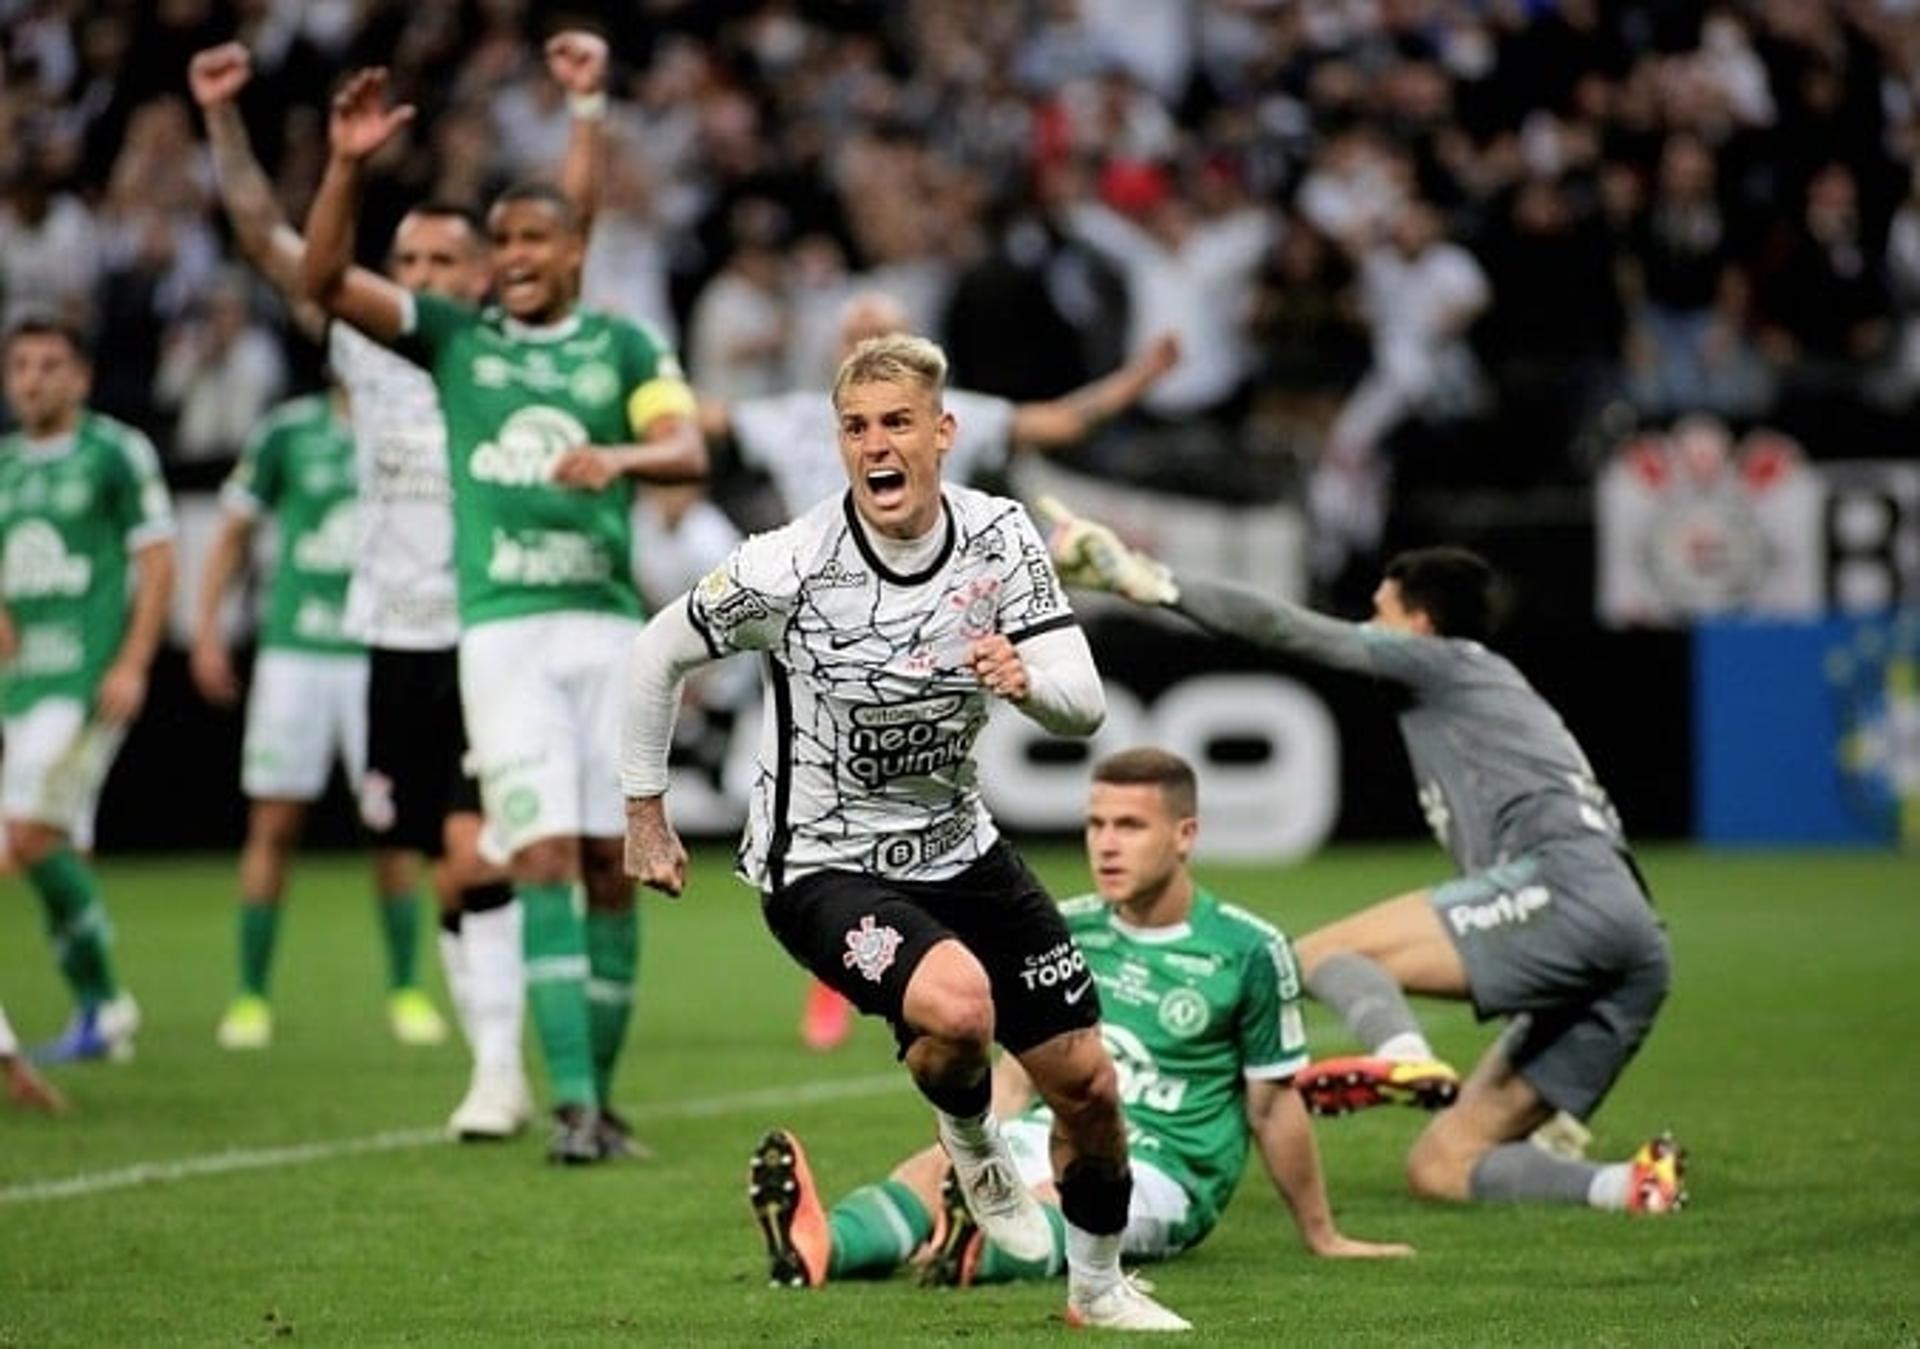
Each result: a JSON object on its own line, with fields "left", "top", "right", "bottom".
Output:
{"left": 1043, "top": 502, "right": 1686, "bottom": 1216}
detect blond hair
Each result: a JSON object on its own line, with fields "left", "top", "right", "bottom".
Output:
{"left": 831, "top": 333, "right": 948, "bottom": 411}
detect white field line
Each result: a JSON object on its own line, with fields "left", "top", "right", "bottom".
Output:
{"left": 0, "top": 1071, "right": 903, "bottom": 1207}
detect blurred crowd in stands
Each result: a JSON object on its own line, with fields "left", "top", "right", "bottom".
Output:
{"left": 4, "top": 0, "right": 1919, "bottom": 591}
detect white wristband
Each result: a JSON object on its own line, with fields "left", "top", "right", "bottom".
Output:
{"left": 568, "top": 90, "right": 607, "bottom": 121}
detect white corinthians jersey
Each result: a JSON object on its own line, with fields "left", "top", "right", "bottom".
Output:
{"left": 688, "top": 486, "right": 1076, "bottom": 889}
{"left": 329, "top": 323, "right": 460, "bottom": 649}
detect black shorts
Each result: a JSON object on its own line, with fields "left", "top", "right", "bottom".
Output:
{"left": 762, "top": 841, "right": 1101, "bottom": 1056}
{"left": 363, "top": 646, "right": 481, "bottom": 856}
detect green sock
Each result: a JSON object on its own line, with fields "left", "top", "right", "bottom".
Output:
{"left": 27, "top": 848, "right": 120, "bottom": 1006}
{"left": 520, "top": 882, "right": 596, "bottom": 1108}
{"left": 585, "top": 906, "right": 639, "bottom": 1105}
{"left": 238, "top": 902, "right": 280, "bottom": 998}
{"left": 827, "top": 1181, "right": 933, "bottom": 1279}
{"left": 377, "top": 891, "right": 422, "bottom": 991}
{"left": 971, "top": 1204, "right": 1068, "bottom": 1284}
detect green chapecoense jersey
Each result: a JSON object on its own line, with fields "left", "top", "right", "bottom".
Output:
{"left": 0, "top": 411, "right": 175, "bottom": 714}
{"left": 1038, "top": 890, "right": 1310, "bottom": 1232}
{"left": 221, "top": 394, "right": 359, "bottom": 654}
{"left": 397, "top": 293, "right": 696, "bottom": 629}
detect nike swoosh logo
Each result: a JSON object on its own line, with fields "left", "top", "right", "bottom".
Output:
{"left": 828, "top": 632, "right": 864, "bottom": 650}
{"left": 1063, "top": 979, "right": 1094, "bottom": 1005}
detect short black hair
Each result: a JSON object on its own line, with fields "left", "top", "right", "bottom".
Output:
{"left": 3, "top": 316, "right": 88, "bottom": 362}
{"left": 489, "top": 182, "right": 580, "bottom": 232}
{"left": 405, "top": 199, "right": 487, "bottom": 238}
{"left": 1092, "top": 747, "right": 1198, "bottom": 819}
{"left": 1384, "top": 547, "right": 1500, "bottom": 642}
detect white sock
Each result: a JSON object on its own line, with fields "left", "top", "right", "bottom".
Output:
{"left": 462, "top": 903, "right": 526, "bottom": 1081}
{"left": 1065, "top": 1222, "right": 1123, "bottom": 1295}
{"left": 937, "top": 1107, "right": 993, "bottom": 1153}
{"left": 438, "top": 928, "right": 474, "bottom": 1044}
{"left": 1586, "top": 1162, "right": 1631, "bottom": 1211}
{"left": 0, "top": 1003, "right": 17, "bottom": 1058}
{"left": 1376, "top": 1030, "right": 1437, "bottom": 1061}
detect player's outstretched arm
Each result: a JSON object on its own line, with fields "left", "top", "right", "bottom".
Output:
{"left": 1038, "top": 496, "right": 1376, "bottom": 674}
{"left": 1246, "top": 1078, "right": 1414, "bottom": 1259}
{"left": 547, "top": 30, "right": 610, "bottom": 236}
{"left": 300, "top": 68, "right": 413, "bottom": 343}
{"left": 620, "top": 595, "right": 727, "bottom": 894}
{"left": 1008, "top": 332, "right": 1181, "bottom": 450}
{"left": 189, "top": 44, "right": 326, "bottom": 340}
{"left": 196, "top": 47, "right": 409, "bottom": 342}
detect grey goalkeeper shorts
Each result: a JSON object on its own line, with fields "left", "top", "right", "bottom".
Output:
{"left": 1429, "top": 841, "right": 1670, "bottom": 1119}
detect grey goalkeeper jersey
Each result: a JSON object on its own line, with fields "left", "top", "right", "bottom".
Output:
{"left": 1174, "top": 578, "right": 1628, "bottom": 874}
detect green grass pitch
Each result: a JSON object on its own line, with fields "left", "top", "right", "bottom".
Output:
{"left": 2, "top": 846, "right": 1916, "bottom": 1345}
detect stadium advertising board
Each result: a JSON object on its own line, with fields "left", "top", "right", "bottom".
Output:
{"left": 1695, "top": 612, "right": 1920, "bottom": 847}
{"left": 1597, "top": 432, "right": 1919, "bottom": 625}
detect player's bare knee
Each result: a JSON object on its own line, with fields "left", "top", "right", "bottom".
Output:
{"left": 1293, "top": 927, "right": 1333, "bottom": 977}
{"left": 888, "top": 1144, "right": 948, "bottom": 1202}
{"left": 580, "top": 841, "right": 634, "bottom": 911}
{"left": 6, "top": 820, "right": 60, "bottom": 866}
{"left": 248, "top": 802, "right": 304, "bottom": 853}
{"left": 902, "top": 942, "right": 994, "bottom": 1048}
{"left": 911, "top": 988, "right": 994, "bottom": 1049}
{"left": 373, "top": 848, "right": 415, "bottom": 894}
{"left": 1405, "top": 1126, "right": 1475, "bottom": 1202}
{"left": 510, "top": 836, "right": 577, "bottom": 886}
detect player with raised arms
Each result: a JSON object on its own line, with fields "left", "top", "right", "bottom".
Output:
{"left": 298, "top": 63, "right": 707, "bottom": 1163}
{"left": 189, "top": 34, "right": 613, "bottom": 1138}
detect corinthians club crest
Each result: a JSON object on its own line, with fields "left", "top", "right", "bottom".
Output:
{"left": 842, "top": 914, "right": 904, "bottom": 983}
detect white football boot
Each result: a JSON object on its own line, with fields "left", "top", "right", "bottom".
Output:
{"left": 937, "top": 1116, "right": 1055, "bottom": 1263}
{"left": 1066, "top": 1274, "right": 1193, "bottom": 1332}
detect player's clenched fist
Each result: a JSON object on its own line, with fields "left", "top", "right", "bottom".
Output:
{"left": 545, "top": 29, "right": 609, "bottom": 95}
{"left": 625, "top": 796, "right": 688, "bottom": 896}
{"left": 189, "top": 42, "right": 252, "bottom": 107}
{"left": 968, "top": 634, "right": 1030, "bottom": 702}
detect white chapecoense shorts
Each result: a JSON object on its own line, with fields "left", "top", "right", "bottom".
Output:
{"left": 1, "top": 696, "right": 126, "bottom": 849}
{"left": 458, "top": 611, "right": 643, "bottom": 854}
{"left": 242, "top": 649, "right": 369, "bottom": 802}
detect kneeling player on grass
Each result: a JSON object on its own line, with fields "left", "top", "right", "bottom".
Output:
{"left": 748, "top": 749, "right": 1410, "bottom": 1297}
{"left": 1043, "top": 505, "right": 1685, "bottom": 1215}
